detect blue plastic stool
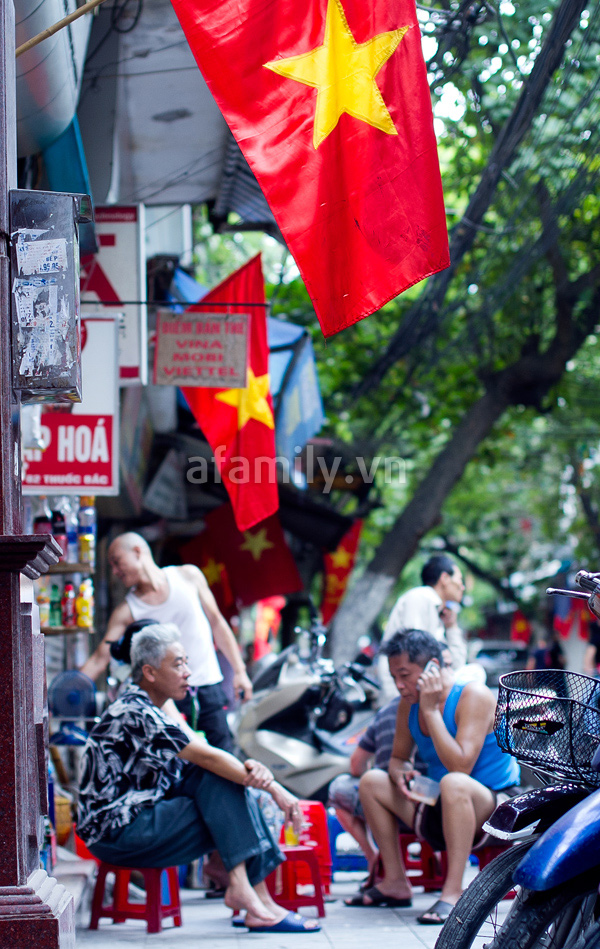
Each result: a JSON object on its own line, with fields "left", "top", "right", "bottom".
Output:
{"left": 327, "top": 810, "right": 368, "bottom": 874}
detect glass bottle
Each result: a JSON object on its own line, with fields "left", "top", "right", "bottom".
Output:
{"left": 33, "top": 496, "right": 52, "bottom": 535}
{"left": 49, "top": 584, "right": 62, "bottom": 627}
{"left": 51, "top": 507, "right": 68, "bottom": 561}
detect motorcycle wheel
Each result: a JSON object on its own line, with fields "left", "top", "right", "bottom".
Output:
{"left": 435, "top": 841, "right": 533, "bottom": 949}
{"left": 486, "top": 869, "right": 600, "bottom": 949}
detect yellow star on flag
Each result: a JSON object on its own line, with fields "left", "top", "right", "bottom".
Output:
{"left": 265, "top": 0, "right": 408, "bottom": 148}
{"left": 202, "top": 557, "right": 224, "bottom": 587}
{"left": 329, "top": 547, "right": 353, "bottom": 569}
{"left": 215, "top": 368, "right": 275, "bottom": 430}
{"left": 240, "top": 527, "right": 275, "bottom": 561}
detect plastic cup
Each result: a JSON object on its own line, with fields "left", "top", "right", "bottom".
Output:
{"left": 407, "top": 775, "right": 440, "bottom": 806}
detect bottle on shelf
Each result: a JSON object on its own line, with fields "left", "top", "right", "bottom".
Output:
{"left": 61, "top": 583, "right": 76, "bottom": 627}
{"left": 37, "top": 584, "right": 50, "bottom": 627}
{"left": 50, "top": 506, "right": 68, "bottom": 561}
{"left": 33, "top": 496, "right": 52, "bottom": 535}
{"left": 49, "top": 584, "right": 62, "bottom": 627}
{"left": 63, "top": 497, "right": 79, "bottom": 564}
{"left": 76, "top": 579, "right": 94, "bottom": 628}
{"left": 77, "top": 496, "right": 96, "bottom": 569}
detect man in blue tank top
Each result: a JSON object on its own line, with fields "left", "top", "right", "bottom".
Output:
{"left": 356, "top": 629, "right": 520, "bottom": 924}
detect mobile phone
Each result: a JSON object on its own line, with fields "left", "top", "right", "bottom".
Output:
{"left": 422, "top": 659, "right": 438, "bottom": 675}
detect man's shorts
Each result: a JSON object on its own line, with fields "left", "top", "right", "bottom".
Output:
{"left": 328, "top": 774, "right": 364, "bottom": 818}
{"left": 413, "top": 783, "right": 523, "bottom": 852}
{"left": 328, "top": 773, "right": 412, "bottom": 834}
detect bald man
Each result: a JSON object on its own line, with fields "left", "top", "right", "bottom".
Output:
{"left": 81, "top": 532, "right": 252, "bottom": 751}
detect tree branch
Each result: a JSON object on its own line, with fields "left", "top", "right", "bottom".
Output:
{"left": 352, "top": 0, "right": 588, "bottom": 401}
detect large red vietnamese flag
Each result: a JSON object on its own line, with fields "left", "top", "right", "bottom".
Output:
{"left": 170, "top": 0, "right": 449, "bottom": 337}
{"left": 180, "top": 255, "right": 278, "bottom": 531}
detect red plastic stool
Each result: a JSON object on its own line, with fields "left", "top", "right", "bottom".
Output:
{"left": 289, "top": 801, "right": 332, "bottom": 895}
{"left": 266, "top": 844, "right": 326, "bottom": 917}
{"left": 89, "top": 863, "right": 182, "bottom": 933}
{"left": 399, "top": 834, "right": 447, "bottom": 891}
{"left": 474, "top": 842, "right": 511, "bottom": 869}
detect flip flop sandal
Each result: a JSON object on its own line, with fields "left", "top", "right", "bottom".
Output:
{"left": 232, "top": 912, "right": 246, "bottom": 927}
{"left": 417, "top": 899, "right": 455, "bottom": 924}
{"left": 204, "top": 886, "right": 226, "bottom": 899}
{"left": 345, "top": 885, "right": 412, "bottom": 908}
{"left": 245, "top": 911, "right": 321, "bottom": 933}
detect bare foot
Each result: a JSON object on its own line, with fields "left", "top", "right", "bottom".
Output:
{"left": 224, "top": 881, "right": 275, "bottom": 924}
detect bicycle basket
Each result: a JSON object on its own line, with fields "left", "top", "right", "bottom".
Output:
{"left": 495, "top": 670, "right": 600, "bottom": 788}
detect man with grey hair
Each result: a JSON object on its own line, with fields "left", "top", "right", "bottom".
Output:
{"left": 77, "top": 624, "right": 320, "bottom": 934}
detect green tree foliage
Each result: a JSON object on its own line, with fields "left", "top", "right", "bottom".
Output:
{"left": 195, "top": 1, "right": 600, "bottom": 650}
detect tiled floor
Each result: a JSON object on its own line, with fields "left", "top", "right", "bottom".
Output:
{"left": 75, "top": 873, "right": 458, "bottom": 949}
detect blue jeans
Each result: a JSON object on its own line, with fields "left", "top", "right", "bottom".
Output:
{"left": 89, "top": 766, "right": 284, "bottom": 886}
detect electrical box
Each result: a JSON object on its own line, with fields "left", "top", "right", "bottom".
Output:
{"left": 9, "top": 190, "right": 93, "bottom": 403}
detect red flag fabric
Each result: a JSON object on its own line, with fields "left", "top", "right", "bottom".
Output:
{"left": 509, "top": 609, "right": 531, "bottom": 645}
{"left": 178, "top": 531, "right": 236, "bottom": 620}
{"left": 170, "top": 0, "right": 449, "bottom": 337}
{"left": 181, "top": 255, "right": 278, "bottom": 531}
{"left": 321, "top": 519, "right": 363, "bottom": 625}
{"left": 205, "top": 503, "right": 303, "bottom": 606}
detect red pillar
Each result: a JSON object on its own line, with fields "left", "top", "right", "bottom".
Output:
{"left": 0, "top": 1, "right": 76, "bottom": 944}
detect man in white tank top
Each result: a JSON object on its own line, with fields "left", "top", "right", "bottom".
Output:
{"left": 82, "top": 532, "right": 252, "bottom": 751}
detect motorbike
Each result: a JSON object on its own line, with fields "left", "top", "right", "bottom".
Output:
{"left": 230, "top": 616, "right": 380, "bottom": 801}
{"left": 435, "top": 568, "right": 600, "bottom": 949}
{"left": 488, "top": 781, "right": 600, "bottom": 949}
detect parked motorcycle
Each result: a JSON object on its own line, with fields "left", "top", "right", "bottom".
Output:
{"left": 231, "top": 617, "right": 380, "bottom": 801}
{"left": 488, "top": 781, "right": 600, "bottom": 949}
{"left": 435, "top": 569, "right": 600, "bottom": 949}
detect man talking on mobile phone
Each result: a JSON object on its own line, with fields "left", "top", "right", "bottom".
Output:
{"left": 353, "top": 629, "right": 520, "bottom": 924}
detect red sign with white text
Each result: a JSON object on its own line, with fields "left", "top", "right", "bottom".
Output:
{"left": 22, "top": 317, "right": 120, "bottom": 496}
{"left": 23, "top": 415, "right": 115, "bottom": 492}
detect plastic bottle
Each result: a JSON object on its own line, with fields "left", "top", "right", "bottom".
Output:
{"left": 63, "top": 498, "right": 79, "bottom": 564}
{"left": 77, "top": 497, "right": 96, "bottom": 568}
{"left": 61, "top": 583, "right": 76, "bottom": 627}
{"left": 76, "top": 580, "right": 94, "bottom": 628}
{"left": 37, "top": 585, "right": 50, "bottom": 626}
{"left": 49, "top": 584, "right": 62, "bottom": 627}
{"left": 33, "top": 496, "right": 52, "bottom": 535}
{"left": 51, "top": 507, "right": 68, "bottom": 561}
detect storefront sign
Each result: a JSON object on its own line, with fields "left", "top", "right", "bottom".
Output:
{"left": 22, "top": 317, "right": 120, "bottom": 495}
{"left": 80, "top": 206, "right": 147, "bottom": 385}
{"left": 153, "top": 312, "right": 248, "bottom": 387}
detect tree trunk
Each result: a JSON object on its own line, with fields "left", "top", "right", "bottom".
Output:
{"left": 330, "top": 276, "right": 600, "bottom": 663}
{"left": 330, "top": 387, "right": 510, "bottom": 662}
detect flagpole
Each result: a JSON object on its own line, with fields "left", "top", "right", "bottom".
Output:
{"left": 15, "top": 0, "right": 110, "bottom": 58}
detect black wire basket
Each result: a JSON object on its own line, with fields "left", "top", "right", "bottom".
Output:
{"left": 495, "top": 670, "right": 600, "bottom": 788}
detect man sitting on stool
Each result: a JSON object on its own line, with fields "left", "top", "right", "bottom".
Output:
{"left": 357, "top": 629, "right": 520, "bottom": 924}
{"left": 77, "top": 623, "right": 320, "bottom": 935}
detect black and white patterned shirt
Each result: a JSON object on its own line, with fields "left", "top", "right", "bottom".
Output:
{"left": 77, "top": 685, "right": 190, "bottom": 846}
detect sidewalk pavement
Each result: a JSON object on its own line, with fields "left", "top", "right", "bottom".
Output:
{"left": 75, "top": 873, "right": 455, "bottom": 949}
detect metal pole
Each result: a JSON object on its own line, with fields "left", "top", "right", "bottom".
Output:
{"left": 16, "top": 0, "right": 110, "bottom": 58}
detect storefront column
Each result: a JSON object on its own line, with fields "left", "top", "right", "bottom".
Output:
{"left": 0, "top": 1, "right": 76, "bottom": 944}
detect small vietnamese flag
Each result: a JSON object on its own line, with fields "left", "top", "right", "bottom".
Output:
{"left": 170, "top": 0, "right": 449, "bottom": 337}
{"left": 321, "top": 519, "right": 362, "bottom": 624}
{"left": 181, "top": 255, "right": 278, "bottom": 531}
